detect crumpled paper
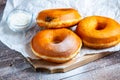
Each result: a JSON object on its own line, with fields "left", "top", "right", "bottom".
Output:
{"left": 0, "top": 0, "right": 120, "bottom": 59}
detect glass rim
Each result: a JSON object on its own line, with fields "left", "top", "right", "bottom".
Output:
{"left": 6, "top": 9, "right": 33, "bottom": 31}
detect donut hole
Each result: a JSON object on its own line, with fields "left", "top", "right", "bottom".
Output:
{"left": 95, "top": 23, "right": 106, "bottom": 30}
{"left": 52, "top": 36, "right": 65, "bottom": 44}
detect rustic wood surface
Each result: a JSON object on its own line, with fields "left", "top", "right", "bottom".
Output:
{"left": 27, "top": 52, "right": 112, "bottom": 73}
{"left": 0, "top": 2, "right": 120, "bottom": 80}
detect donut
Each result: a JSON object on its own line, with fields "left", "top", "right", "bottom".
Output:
{"left": 31, "top": 28, "right": 82, "bottom": 63}
{"left": 36, "top": 8, "right": 82, "bottom": 29}
{"left": 76, "top": 16, "right": 120, "bottom": 49}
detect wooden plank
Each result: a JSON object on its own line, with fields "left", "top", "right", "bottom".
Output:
{"left": 27, "top": 52, "right": 112, "bottom": 73}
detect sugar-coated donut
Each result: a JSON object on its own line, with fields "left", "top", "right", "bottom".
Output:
{"left": 36, "top": 8, "right": 82, "bottom": 29}
{"left": 31, "top": 28, "right": 82, "bottom": 63}
{"left": 76, "top": 16, "right": 120, "bottom": 49}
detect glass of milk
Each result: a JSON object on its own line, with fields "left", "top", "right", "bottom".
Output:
{"left": 7, "top": 9, "right": 33, "bottom": 32}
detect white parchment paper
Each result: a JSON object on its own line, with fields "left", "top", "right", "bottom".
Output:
{"left": 0, "top": 0, "right": 120, "bottom": 59}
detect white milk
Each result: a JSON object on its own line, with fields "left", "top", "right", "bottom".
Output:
{"left": 7, "top": 10, "right": 33, "bottom": 32}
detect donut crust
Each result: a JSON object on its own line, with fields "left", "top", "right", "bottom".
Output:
{"left": 31, "top": 28, "right": 82, "bottom": 63}
{"left": 36, "top": 8, "right": 82, "bottom": 29}
{"left": 76, "top": 16, "right": 120, "bottom": 49}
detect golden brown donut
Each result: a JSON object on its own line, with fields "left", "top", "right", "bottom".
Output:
{"left": 36, "top": 8, "right": 82, "bottom": 29}
{"left": 31, "top": 28, "right": 82, "bottom": 63}
{"left": 76, "top": 16, "right": 120, "bottom": 49}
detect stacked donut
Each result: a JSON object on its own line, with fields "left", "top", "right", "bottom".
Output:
{"left": 31, "top": 8, "right": 120, "bottom": 63}
{"left": 31, "top": 8, "right": 82, "bottom": 63}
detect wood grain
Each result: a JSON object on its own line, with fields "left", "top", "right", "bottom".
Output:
{"left": 27, "top": 52, "right": 112, "bottom": 73}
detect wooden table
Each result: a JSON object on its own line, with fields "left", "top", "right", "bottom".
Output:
{"left": 0, "top": 2, "right": 120, "bottom": 80}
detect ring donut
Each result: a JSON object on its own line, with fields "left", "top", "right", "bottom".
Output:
{"left": 31, "top": 28, "right": 82, "bottom": 63}
{"left": 36, "top": 8, "right": 82, "bottom": 29}
{"left": 76, "top": 16, "right": 120, "bottom": 49}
